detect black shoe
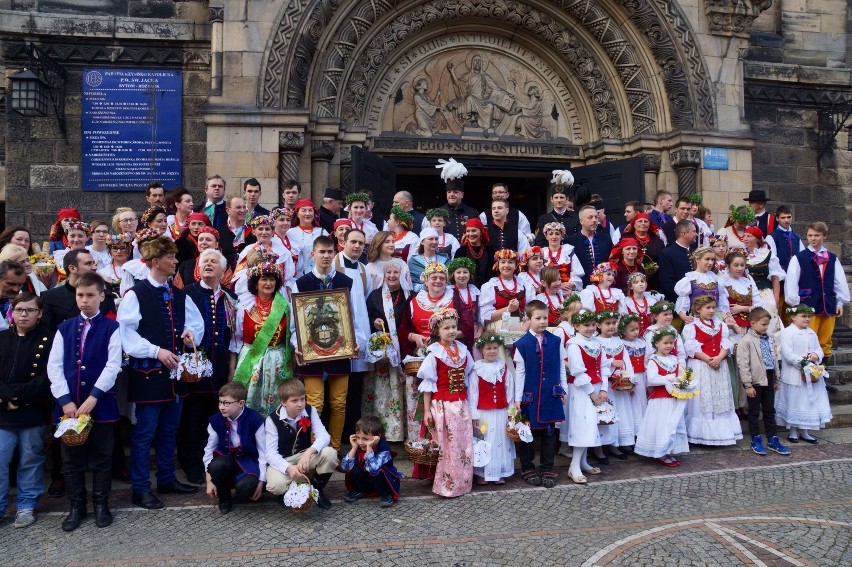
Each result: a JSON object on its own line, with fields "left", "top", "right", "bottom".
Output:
{"left": 590, "top": 453, "right": 610, "bottom": 465}
{"left": 157, "top": 480, "right": 199, "bottom": 495}
{"left": 93, "top": 504, "right": 113, "bottom": 528}
{"left": 185, "top": 470, "right": 206, "bottom": 485}
{"left": 802, "top": 436, "right": 819, "bottom": 445}
{"left": 131, "top": 491, "right": 164, "bottom": 510}
{"left": 343, "top": 491, "right": 364, "bottom": 503}
{"left": 47, "top": 478, "right": 66, "bottom": 498}
{"left": 218, "top": 499, "right": 233, "bottom": 515}
{"left": 315, "top": 493, "right": 333, "bottom": 510}
{"left": 379, "top": 495, "right": 394, "bottom": 508}
{"left": 610, "top": 452, "right": 628, "bottom": 461}
{"left": 787, "top": 436, "right": 800, "bottom": 444}
{"left": 61, "top": 506, "right": 87, "bottom": 532}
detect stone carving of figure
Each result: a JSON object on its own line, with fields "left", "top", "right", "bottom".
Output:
{"left": 404, "top": 78, "right": 449, "bottom": 137}
{"left": 510, "top": 84, "right": 552, "bottom": 140}
{"left": 446, "top": 55, "right": 518, "bottom": 133}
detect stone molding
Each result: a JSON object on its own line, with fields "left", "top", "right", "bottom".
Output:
{"left": 670, "top": 148, "right": 702, "bottom": 170}
{"left": 704, "top": 0, "right": 772, "bottom": 38}
{"left": 208, "top": 7, "right": 224, "bottom": 24}
{"left": 642, "top": 154, "right": 662, "bottom": 173}
{"left": 311, "top": 139, "right": 336, "bottom": 161}
{"left": 3, "top": 41, "right": 211, "bottom": 68}
{"left": 279, "top": 131, "right": 305, "bottom": 152}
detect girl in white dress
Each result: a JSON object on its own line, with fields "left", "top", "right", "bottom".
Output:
{"left": 580, "top": 262, "right": 626, "bottom": 314}
{"left": 534, "top": 266, "right": 565, "bottom": 328}
{"left": 674, "top": 247, "right": 733, "bottom": 325}
{"left": 683, "top": 295, "right": 743, "bottom": 446}
{"left": 619, "top": 314, "right": 648, "bottom": 434}
{"left": 286, "top": 199, "right": 328, "bottom": 276}
{"left": 468, "top": 334, "right": 515, "bottom": 484}
{"left": 623, "top": 272, "right": 664, "bottom": 336}
{"left": 775, "top": 305, "right": 832, "bottom": 443}
{"left": 596, "top": 311, "right": 635, "bottom": 456}
{"left": 635, "top": 328, "right": 690, "bottom": 467}
{"left": 518, "top": 246, "right": 545, "bottom": 296}
{"left": 643, "top": 301, "right": 686, "bottom": 369}
{"left": 563, "top": 309, "right": 613, "bottom": 484}
{"left": 551, "top": 293, "right": 581, "bottom": 348}
{"left": 542, "top": 222, "right": 584, "bottom": 292}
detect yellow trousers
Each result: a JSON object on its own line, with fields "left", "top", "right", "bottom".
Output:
{"left": 808, "top": 315, "right": 835, "bottom": 358}
{"left": 303, "top": 374, "right": 349, "bottom": 451}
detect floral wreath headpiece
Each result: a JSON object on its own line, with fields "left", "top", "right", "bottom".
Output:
{"left": 492, "top": 249, "right": 519, "bottom": 272}
{"left": 247, "top": 261, "right": 282, "bottom": 280}
{"left": 651, "top": 327, "right": 677, "bottom": 345}
{"left": 596, "top": 310, "right": 620, "bottom": 322}
{"left": 447, "top": 257, "right": 476, "bottom": 281}
{"left": 786, "top": 304, "right": 815, "bottom": 316}
{"left": 617, "top": 314, "right": 640, "bottom": 335}
{"left": 730, "top": 205, "right": 756, "bottom": 226}
{"left": 271, "top": 206, "right": 294, "bottom": 220}
{"left": 560, "top": 292, "right": 581, "bottom": 312}
{"left": 249, "top": 215, "right": 274, "bottom": 229}
{"left": 345, "top": 192, "right": 370, "bottom": 206}
{"left": 428, "top": 307, "right": 459, "bottom": 330}
{"left": 519, "top": 246, "right": 543, "bottom": 270}
{"left": 390, "top": 205, "right": 414, "bottom": 229}
{"left": 421, "top": 261, "right": 449, "bottom": 282}
{"left": 134, "top": 227, "right": 162, "bottom": 245}
{"left": 107, "top": 233, "right": 132, "bottom": 247}
{"left": 727, "top": 247, "right": 747, "bottom": 258}
{"left": 141, "top": 206, "right": 167, "bottom": 226}
{"left": 425, "top": 207, "right": 449, "bottom": 220}
{"left": 66, "top": 220, "right": 92, "bottom": 234}
{"left": 709, "top": 234, "right": 728, "bottom": 246}
{"left": 542, "top": 221, "right": 566, "bottom": 236}
{"left": 626, "top": 271, "right": 647, "bottom": 287}
{"left": 474, "top": 333, "right": 505, "bottom": 350}
{"left": 649, "top": 300, "right": 675, "bottom": 314}
{"left": 589, "top": 261, "right": 615, "bottom": 283}
{"left": 571, "top": 309, "right": 597, "bottom": 325}
{"left": 686, "top": 194, "right": 703, "bottom": 205}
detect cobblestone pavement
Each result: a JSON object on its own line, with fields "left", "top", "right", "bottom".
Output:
{"left": 2, "top": 451, "right": 850, "bottom": 567}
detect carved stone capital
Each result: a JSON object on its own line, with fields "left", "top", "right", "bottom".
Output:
{"left": 669, "top": 149, "right": 702, "bottom": 170}
{"left": 279, "top": 131, "right": 305, "bottom": 153}
{"left": 705, "top": 0, "right": 772, "bottom": 38}
{"left": 338, "top": 145, "right": 352, "bottom": 165}
{"left": 311, "top": 139, "right": 336, "bottom": 161}
{"left": 642, "top": 154, "right": 662, "bottom": 173}
{"left": 208, "top": 7, "right": 224, "bottom": 24}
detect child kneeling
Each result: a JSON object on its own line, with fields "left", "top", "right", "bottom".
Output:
{"left": 204, "top": 382, "right": 266, "bottom": 514}
{"left": 341, "top": 415, "right": 402, "bottom": 507}
{"left": 265, "top": 379, "right": 338, "bottom": 509}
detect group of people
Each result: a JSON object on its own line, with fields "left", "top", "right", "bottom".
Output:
{"left": 0, "top": 168, "right": 846, "bottom": 529}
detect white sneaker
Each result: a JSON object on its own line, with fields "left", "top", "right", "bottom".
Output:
{"left": 13, "top": 510, "right": 35, "bottom": 529}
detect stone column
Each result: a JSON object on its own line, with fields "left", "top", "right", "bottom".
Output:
{"left": 642, "top": 153, "right": 662, "bottom": 202}
{"left": 311, "top": 139, "right": 336, "bottom": 203}
{"left": 339, "top": 145, "right": 352, "bottom": 193}
{"left": 208, "top": 4, "right": 224, "bottom": 94}
{"left": 279, "top": 131, "right": 304, "bottom": 204}
{"left": 669, "top": 149, "right": 702, "bottom": 198}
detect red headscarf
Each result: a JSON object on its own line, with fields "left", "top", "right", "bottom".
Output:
{"left": 294, "top": 198, "right": 320, "bottom": 227}
{"left": 744, "top": 226, "right": 764, "bottom": 242}
{"left": 49, "top": 208, "right": 81, "bottom": 245}
{"left": 188, "top": 212, "right": 212, "bottom": 226}
{"left": 623, "top": 212, "right": 662, "bottom": 242}
{"left": 461, "top": 218, "right": 489, "bottom": 246}
{"left": 609, "top": 237, "right": 644, "bottom": 263}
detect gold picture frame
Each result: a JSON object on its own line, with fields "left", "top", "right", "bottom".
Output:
{"left": 291, "top": 289, "right": 358, "bottom": 364}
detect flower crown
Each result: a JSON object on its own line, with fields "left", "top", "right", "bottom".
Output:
{"left": 589, "top": 261, "right": 615, "bottom": 283}
{"left": 709, "top": 234, "right": 728, "bottom": 246}
{"left": 542, "top": 221, "right": 565, "bottom": 235}
{"left": 560, "top": 293, "right": 581, "bottom": 312}
{"left": 66, "top": 220, "right": 91, "bottom": 234}
{"left": 271, "top": 207, "right": 294, "bottom": 220}
{"left": 428, "top": 307, "right": 458, "bottom": 330}
{"left": 596, "top": 310, "right": 620, "bottom": 322}
{"left": 421, "top": 262, "right": 449, "bottom": 282}
{"left": 134, "top": 227, "right": 163, "bottom": 244}
{"left": 519, "top": 246, "right": 543, "bottom": 269}
{"left": 727, "top": 247, "right": 747, "bottom": 258}
{"left": 729, "top": 205, "right": 756, "bottom": 226}
{"left": 626, "top": 271, "right": 647, "bottom": 287}
{"left": 618, "top": 314, "right": 640, "bottom": 335}
{"left": 492, "top": 249, "right": 519, "bottom": 272}
{"left": 447, "top": 257, "right": 476, "bottom": 279}
{"left": 141, "top": 206, "right": 167, "bottom": 226}
{"left": 571, "top": 309, "right": 597, "bottom": 325}
{"left": 651, "top": 327, "right": 677, "bottom": 345}
{"left": 107, "top": 234, "right": 132, "bottom": 247}
{"left": 474, "top": 333, "right": 505, "bottom": 350}
{"left": 686, "top": 194, "right": 703, "bottom": 205}
{"left": 390, "top": 205, "right": 414, "bottom": 228}
{"left": 649, "top": 301, "right": 675, "bottom": 314}
{"left": 249, "top": 215, "right": 274, "bottom": 228}
{"left": 345, "top": 192, "right": 370, "bottom": 206}
{"left": 786, "top": 304, "right": 815, "bottom": 316}
{"left": 247, "top": 261, "right": 282, "bottom": 280}
{"left": 425, "top": 207, "right": 449, "bottom": 220}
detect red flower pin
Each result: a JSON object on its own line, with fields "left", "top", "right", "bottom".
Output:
{"left": 297, "top": 416, "right": 311, "bottom": 431}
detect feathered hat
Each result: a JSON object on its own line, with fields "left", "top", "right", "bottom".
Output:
{"left": 436, "top": 158, "right": 468, "bottom": 191}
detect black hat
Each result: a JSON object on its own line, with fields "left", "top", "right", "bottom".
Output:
{"left": 324, "top": 187, "right": 345, "bottom": 201}
{"left": 744, "top": 190, "right": 769, "bottom": 203}
{"left": 446, "top": 179, "right": 465, "bottom": 192}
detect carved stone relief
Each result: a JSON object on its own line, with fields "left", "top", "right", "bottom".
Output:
{"left": 374, "top": 38, "right": 583, "bottom": 143}
{"left": 704, "top": 0, "right": 772, "bottom": 38}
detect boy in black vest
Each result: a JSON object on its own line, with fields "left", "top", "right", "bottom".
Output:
{"left": 48, "top": 273, "right": 123, "bottom": 531}
{"left": 203, "top": 382, "right": 266, "bottom": 514}
{"left": 265, "top": 379, "right": 338, "bottom": 510}
{"left": 117, "top": 237, "right": 205, "bottom": 510}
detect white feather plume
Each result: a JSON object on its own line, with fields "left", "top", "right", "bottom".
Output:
{"left": 436, "top": 158, "right": 468, "bottom": 181}
{"left": 551, "top": 169, "right": 574, "bottom": 187}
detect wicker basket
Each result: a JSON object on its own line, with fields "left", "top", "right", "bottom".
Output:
{"left": 291, "top": 496, "right": 313, "bottom": 513}
{"left": 61, "top": 425, "right": 92, "bottom": 447}
{"left": 403, "top": 358, "right": 424, "bottom": 376}
{"left": 180, "top": 345, "right": 203, "bottom": 383}
{"left": 801, "top": 371, "right": 821, "bottom": 384}
{"left": 404, "top": 437, "right": 441, "bottom": 466}
{"left": 611, "top": 377, "right": 635, "bottom": 391}
{"left": 506, "top": 426, "right": 521, "bottom": 443}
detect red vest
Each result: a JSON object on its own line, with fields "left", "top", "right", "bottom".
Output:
{"left": 604, "top": 344, "right": 626, "bottom": 384}
{"left": 410, "top": 295, "right": 451, "bottom": 338}
{"left": 568, "top": 344, "right": 602, "bottom": 384}
{"left": 494, "top": 278, "right": 526, "bottom": 316}
{"left": 593, "top": 287, "right": 620, "bottom": 313}
{"left": 694, "top": 321, "right": 722, "bottom": 358}
{"left": 647, "top": 359, "right": 679, "bottom": 399}
{"left": 434, "top": 359, "right": 468, "bottom": 402}
{"left": 627, "top": 349, "right": 646, "bottom": 374}
{"left": 476, "top": 367, "right": 508, "bottom": 410}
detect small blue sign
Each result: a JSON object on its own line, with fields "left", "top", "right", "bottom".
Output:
{"left": 82, "top": 69, "right": 182, "bottom": 191}
{"left": 703, "top": 147, "right": 728, "bottom": 170}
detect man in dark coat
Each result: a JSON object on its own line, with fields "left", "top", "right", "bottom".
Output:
{"left": 319, "top": 187, "right": 345, "bottom": 234}
{"left": 657, "top": 220, "right": 698, "bottom": 303}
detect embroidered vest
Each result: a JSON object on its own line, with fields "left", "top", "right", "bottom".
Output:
{"left": 794, "top": 249, "right": 837, "bottom": 316}
{"left": 689, "top": 279, "right": 718, "bottom": 306}
{"left": 210, "top": 407, "right": 266, "bottom": 478}
{"left": 272, "top": 405, "right": 315, "bottom": 459}
{"left": 569, "top": 343, "right": 602, "bottom": 385}
{"left": 185, "top": 284, "right": 234, "bottom": 394}
{"left": 476, "top": 366, "right": 508, "bottom": 410}
{"left": 647, "top": 359, "right": 680, "bottom": 400}
{"left": 625, "top": 344, "right": 646, "bottom": 373}
{"left": 770, "top": 227, "right": 801, "bottom": 271}
{"left": 694, "top": 321, "right": 722, "bottom": 358}
{"left": 593, "top": 287, "right": 620, "bottom": 313}
{"left": 434, "top": 359, "right": 468, "bottom": 402}
{"left": 493, "top": 278, "right": 526, "bottom": 316}
{"left": 515, "top": 331, "right": 565, "bottom": 428}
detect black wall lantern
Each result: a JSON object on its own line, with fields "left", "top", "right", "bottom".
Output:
{"left": 8, "top": 43, "right": 67, "bottom": 139}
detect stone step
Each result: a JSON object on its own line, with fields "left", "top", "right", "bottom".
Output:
{"left": 826, "top": 365, "right": 852, "bottom": 385}
{"left": 828, "top": 382, "right": 852, "bottom": 405}
{"left": 826, "top": 404, "right": 852, "bottom": 429}
{"left": 826, "top": 347, "right": 852, "bottom": 366}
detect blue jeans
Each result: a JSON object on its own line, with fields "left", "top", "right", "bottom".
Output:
{"left": 131, "top": 399, "right": 183, "bottom": 494}
{"left": 0, "top": 426, "right": 47, "bottom": 514}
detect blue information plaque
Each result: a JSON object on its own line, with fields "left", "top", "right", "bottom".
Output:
{"left": 702, "top": 147, "right": 728, "bottom": 171}
{"left": 82, "top": 69, "right": 182, "bottom": 191}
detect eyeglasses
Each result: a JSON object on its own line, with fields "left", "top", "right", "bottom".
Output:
{"left": 12, "top": 308, "right": 40, "bottom": 315}
{"left": 218, "top": 399, "right": 240, "bottom": 407}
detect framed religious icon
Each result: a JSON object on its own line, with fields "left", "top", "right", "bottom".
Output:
{"left": 291, "top": 289, "right": 358, "bottom": 363}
